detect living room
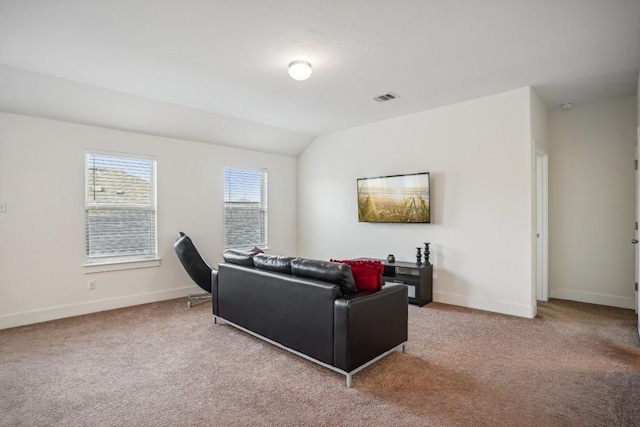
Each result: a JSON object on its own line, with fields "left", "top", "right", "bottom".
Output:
{"left": 1, "top": 1, "right": 639, "bottom": 426}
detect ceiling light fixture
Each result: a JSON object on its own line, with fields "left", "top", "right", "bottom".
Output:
{"left": 561, "top": 102, "right": 573, "bottom": 110}
{"left": 288, "top": 60, "right": 312, "bottom": 81}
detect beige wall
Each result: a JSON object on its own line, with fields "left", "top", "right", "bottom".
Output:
{"left": 0, "top": 113, "right": 298, "bottom": 328}
{"left": 549, "top": 96, "right": 637, "bottom": 308}
{"left": 298, "top": 88, "right": 536, "bottom": 318}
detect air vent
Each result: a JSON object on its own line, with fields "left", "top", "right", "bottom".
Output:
{"left": 373, "top": 92, "right": 400, "bottom": 102}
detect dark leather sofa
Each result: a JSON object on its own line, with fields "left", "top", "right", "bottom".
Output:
{"left": 212, "top": 251, "right": 408, "bottom": 387}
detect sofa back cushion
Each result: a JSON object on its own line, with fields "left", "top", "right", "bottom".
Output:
{"left": 253, "top": 253, "right": 295, "bottom": 274}
{"left": 222, "top": 249, "right": 257, "bottom": 267}
{"left": 291, "top": 258, "right": 358, "bottom": 295}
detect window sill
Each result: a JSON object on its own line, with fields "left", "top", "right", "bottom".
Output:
{"left": 84, "top": 258, "right": 161, "bottom": 274}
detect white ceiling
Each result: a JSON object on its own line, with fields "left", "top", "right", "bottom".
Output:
{"left": 0, "top": 0, "right": 639, "bottom": 156}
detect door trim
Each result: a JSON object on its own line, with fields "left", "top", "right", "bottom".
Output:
{"left": 634, "top": 126, "right": 640, "bottom": 336}
{"left": 535, "top": 142, "right": 549, "bottom": 303}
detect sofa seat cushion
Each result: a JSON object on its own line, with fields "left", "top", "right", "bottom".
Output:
{"left": 331, "top": 259, "right": 384, "bottom": 292}
{"left": 253, "top": 253, "right": 295, "bottom": 274}
{"left": 291, "top": 258, "right": 358, "bottom": 295}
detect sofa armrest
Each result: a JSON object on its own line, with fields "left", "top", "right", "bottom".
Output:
{"left": 211, "top": 268, "right": 219, "bottom": 316}
{"left": 333, "top": 284, "right": 408, "bottom": 372}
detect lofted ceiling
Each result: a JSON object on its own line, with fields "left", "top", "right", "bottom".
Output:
{"left": 0, "top": 0, "right": 639, "bottom": 156}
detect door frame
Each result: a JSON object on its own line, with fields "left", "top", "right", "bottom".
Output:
{"left": 535, "top": 141, "right": 549, "bottom": 303}
{"left": 636, "top": 127, "right": 639, "bottom": 337}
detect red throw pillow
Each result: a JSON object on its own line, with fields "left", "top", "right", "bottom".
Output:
{"left": 251, "top": 247, "right": 265, "bottom": 254}
{"left": 330, "top": 259, "right": 384, "bottom": 292}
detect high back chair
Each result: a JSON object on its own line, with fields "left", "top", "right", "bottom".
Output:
{"left": 173, "top": 232, "right": 213, "bottom": 307}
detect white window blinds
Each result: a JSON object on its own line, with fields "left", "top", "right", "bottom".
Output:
{"left": 224, "top": 168, "right": 268, "bottom": 250}
{"left": 85, "top": 152, "right": 157, "bottom": 262}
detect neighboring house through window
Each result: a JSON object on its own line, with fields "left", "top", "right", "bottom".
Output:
{"left": 224, "top": 167, "right": 268, "bottom": 250}
{"left": 85, "top": 151, "right": 157, "bottom": 263}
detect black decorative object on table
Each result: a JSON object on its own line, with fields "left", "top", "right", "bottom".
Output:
{"left": 386, "top": 254, "right": 396, "bottom": 263}
{"left": 416, "top": 247, "right": 422, "bottom": 265}
{"left": 423, "top": 242, "right": 431, "bottom": 265}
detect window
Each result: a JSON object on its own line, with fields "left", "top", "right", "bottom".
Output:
{"left": 85, "top": 151, "right": 157, "bottom": 263}
{"left": 224, "top": 167, "right": 268, "bottom": 250}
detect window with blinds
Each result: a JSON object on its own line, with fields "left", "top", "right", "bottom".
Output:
{"left": 85, "top": 152, "right": 157, "bottom": 263}
{"left": 224, "top": 167, "right": 268, "bottom": 250}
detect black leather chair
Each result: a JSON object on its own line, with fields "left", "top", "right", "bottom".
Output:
{"left": 174, "top": 232, "right": 214, "bottom": 307}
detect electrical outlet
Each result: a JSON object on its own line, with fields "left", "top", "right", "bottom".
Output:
{"left": 88, "top": 280, "right": 96, "bottom": 290}
{"left": 0, "top": 201, "right": 6, "bottom": 213}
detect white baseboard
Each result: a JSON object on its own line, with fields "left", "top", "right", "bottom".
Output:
{"left": 0, "top": 286, "right": 201, "bottom": 330}
{"left": 433, "top": 291, "right": 535, "bottom": 318}
{"left": 549, "top": 288, "right": 635, "bottom": 309}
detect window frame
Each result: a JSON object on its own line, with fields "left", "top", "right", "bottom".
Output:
{"left": 223, "top": 166, "right": 268, "bottom": 251}
{"left": 84, "top": 149, "right": 158, "bottom": 266}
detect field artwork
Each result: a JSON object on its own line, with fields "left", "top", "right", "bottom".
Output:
{"left": 357, "top": 173, "right": 430, "bottom": 223}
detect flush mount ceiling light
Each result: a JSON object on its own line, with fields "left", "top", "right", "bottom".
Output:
{"left": 288, "top": 60, "right": 312, "bottom": 81}
{"left": 561, "top": 102, "right": 573, "bottom": 110}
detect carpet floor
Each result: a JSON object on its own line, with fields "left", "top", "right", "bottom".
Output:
{"left": 1, "top": 298, "right": 639, "bottom": 427}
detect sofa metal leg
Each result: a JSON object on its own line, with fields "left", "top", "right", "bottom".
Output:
{"left": 187, "top": 292, "right": 212, "bottom": 308}
{"left": 402, "top": 344, "right": 406, "bottom": 353}
{"left": 346, "top": 373, "right": 352, "bottom": 388}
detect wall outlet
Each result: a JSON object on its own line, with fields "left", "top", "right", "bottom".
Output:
{"left": 88, "top": 280, "right": 96, "bottom": 290}
{"left": 0, "top": 201, "right": 6, "bottom": 213}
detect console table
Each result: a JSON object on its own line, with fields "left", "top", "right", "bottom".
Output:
{"left": 381, "top": 261, "right": 432, "bottom": 306}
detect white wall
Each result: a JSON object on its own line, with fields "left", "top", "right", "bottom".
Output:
{"left": 0, "top": 112, "right": 298, "bottom": 329}
{"left": 548, "top": 96, "right": 637, "bottom": 309}
{"left": 298, "top": 88, "right": 535, "bottom": 318}
{"left": 530, "top": 89, "right": 549, "bottom": 152}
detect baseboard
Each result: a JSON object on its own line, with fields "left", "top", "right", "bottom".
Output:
{"left": 0, "top": 286, "right": 201, "bottom": 330}
{"left": 434, "top": 291, "right": 535, "bottom": 318}
{"left": 549, "top": 288, "right": 635, "bottom": 309}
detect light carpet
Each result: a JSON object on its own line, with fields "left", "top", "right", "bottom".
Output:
{"left": 1, "top": 299, "right": 639, "bottom": 426}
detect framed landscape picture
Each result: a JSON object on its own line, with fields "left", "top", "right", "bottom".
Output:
{"left": 357, "top": 172, "right": 430, "bottom": 223}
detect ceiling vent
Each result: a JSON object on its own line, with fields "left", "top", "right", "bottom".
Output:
{"left": 373, "top": 92, "right": 400, "bottom": 102}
